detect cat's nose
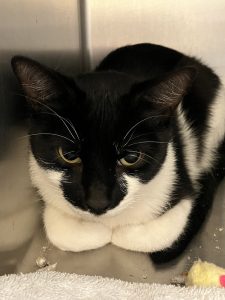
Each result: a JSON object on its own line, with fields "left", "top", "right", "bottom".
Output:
{"left": 86, "top": 202, "right": 110, "bottom": 215}
{"left": 86, "top": 196, "right": 110, "bottom": 215}
{"left": 85, "top": 185, "right": 110, "bottom": 215}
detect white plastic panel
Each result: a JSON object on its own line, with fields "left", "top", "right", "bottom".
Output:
{"left": 0, "top": 0, "right": 82, "bottom": 75}
{"left": 85, "top": 0, "right": 225, "bottom": 80}
{"left": 0, "top": 0, "right": 80, "bottom": 52}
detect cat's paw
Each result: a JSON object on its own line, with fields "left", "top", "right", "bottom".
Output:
{"left": 44, "top": 205, "right": 112, "bottom": 252}
{"left": 112, "top": 199, "right": 193, "bottom": 253}
{"left": 112, "top": 224, "right": 147, "bottom": 252}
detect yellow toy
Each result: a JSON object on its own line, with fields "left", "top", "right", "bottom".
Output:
{"left": 186, "top": 260, "right": 225, "bottom": 288}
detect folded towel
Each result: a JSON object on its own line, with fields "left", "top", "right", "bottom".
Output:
{"left": 0, "top": 271, "right": 225, "bottom": 300}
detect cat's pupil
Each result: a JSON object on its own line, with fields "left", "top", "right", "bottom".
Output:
{"left": 124, "top": 153, "right": 140, "bottom": 163}
{"left": 63, "top": 150, "right": 78, "bottom": 160}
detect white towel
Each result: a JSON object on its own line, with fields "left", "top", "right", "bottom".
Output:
{"left": 0, "top": 271, "right": 225, "bottom": 300}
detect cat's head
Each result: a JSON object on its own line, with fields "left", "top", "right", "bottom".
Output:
{"left": 11, "top": 56, "right": 194, "bottom": 216}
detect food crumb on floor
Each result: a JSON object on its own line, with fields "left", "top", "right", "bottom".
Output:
{"left": 36, "top": 256, "right": 48, "bottom": 268}
{"left": 37, "top": 263, "right": 57, "bottom": 272}
{"left": 170, "top": 275, "right": 186, "bottom": 286}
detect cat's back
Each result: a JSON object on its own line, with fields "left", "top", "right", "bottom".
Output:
{"left": 96, "top": 43, "right": 219, "bottom": 88}
{"left": 96, "top": 43, "right": 184, "bottom": 80}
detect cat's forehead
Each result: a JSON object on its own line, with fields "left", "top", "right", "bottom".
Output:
{"left": 75, "top": 71, "right": 135, "bottom": 99}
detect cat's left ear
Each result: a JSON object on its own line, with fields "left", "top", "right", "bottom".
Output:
{"left": 135, "top": 67, "right": 196, "bottom": 113}
{"left": 11, "top": 56, "right": 63, "bottom": 107}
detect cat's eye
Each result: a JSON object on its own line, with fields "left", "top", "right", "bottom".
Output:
{"left": 119, "top": 152, "right": 143, "bottom": 167}
{"left": 58, "top": 147, "right": 81, "bottom": 164}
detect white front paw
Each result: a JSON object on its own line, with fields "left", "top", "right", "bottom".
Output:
{"left": 112, "top": 225, "right": 144, "bottom": 251}
{"left": 44, "top": 205, "right": 112, "bottom": 252}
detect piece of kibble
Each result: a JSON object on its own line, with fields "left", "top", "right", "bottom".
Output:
{"left": 37, "top": 263, "right": 57, "bottom": 272}
{"left": 36, "top": 257, "right": 48, "bottom": 268}
{"left": 171, "top": 275, "right": 186, "bottom": 285}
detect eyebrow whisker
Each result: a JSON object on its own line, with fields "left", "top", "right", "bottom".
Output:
{"left": 122, "top": 115, "right": 167, "bottom": 142}
{"left": 127, "top": 140, "right": 168, "bottom": 147}
{"left": 18, "top": 132, "right": 75, "bottom": 144}
{"left": 34, "top": 101, "right": 79, "bottom": 141}
{"left": 126, "top": 149, "right": 161, "bottom": 165}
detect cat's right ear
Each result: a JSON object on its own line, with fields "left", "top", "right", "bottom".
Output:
{"left": 11, "top": 56, "right": 62, "bottom": 107}
{"left": 133, "top": 67, "right": 196, "bottom": 116}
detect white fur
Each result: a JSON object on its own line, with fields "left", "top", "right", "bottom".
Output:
{"left": 47, "top": 169, "right": 63, "bottom": 185}
{"left": 112, "top": 198, "right": 192, "bottom": 252}
{"left": 30, "top": 154, "right": 84, "bottom": 216}
{"left": 177, "top": 87, "right": 225, "bottom": 186}
{"left": 44, "top": 205, "right": 111, "bottom": 252}
{"left": 200, "top": 87, "right": 225, "bottom": 171}
{"left": 177, "top": 104, "right": 199, "bottom": 184}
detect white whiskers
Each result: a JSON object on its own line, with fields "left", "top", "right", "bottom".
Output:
{"left": 127, "top": 149, "right": 160, "bottom": 165}
{"left": 34, "top": 100, "right": 80, "bottom": 142}
{"left": 127, "top": 140, "right": 167, "bottom": 147}
{"left": 37, "top": 158, "right": 56, "bottom": 165}
{"left": 122, "top": 115, "right": 166, "bottom": 142}
{"left": 18, "top": 132, "right": 75, "bottom": 144}
{"left": 12, "top": 91, "right": 80, "bottom": 143}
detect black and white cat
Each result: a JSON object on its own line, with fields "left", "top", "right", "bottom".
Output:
{"left": 11, "top": 43, "right": 225, "bottom": 263}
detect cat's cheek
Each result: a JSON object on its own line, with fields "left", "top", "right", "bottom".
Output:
{"left": 113, "top": 174, "right": 142, "bottom": 212}
{"left": 44, "top": 205, "right": 112, "bottom": 252}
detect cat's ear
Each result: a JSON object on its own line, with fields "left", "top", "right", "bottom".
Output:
{"left": 11, "top": 56, "right": 62, "bottom": 105}
{"left": 135, "top": 67, "right": 196, "bottom": 113}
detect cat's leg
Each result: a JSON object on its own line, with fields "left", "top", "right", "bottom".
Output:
{"left": 112, "top": 198, "right": 192, "bottom": 254}
{"left": 44, "top": 205, "right": 112, "bottom": 252}
{"left": 150, "top": 173, "right": 219, "bottom": 263}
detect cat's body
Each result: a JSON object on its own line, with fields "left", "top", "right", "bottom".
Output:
{"left": 12, "top": 44, "right": 225, "bottom": 263}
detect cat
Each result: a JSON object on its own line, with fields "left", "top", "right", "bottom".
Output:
{"left": 11, "top": 43, "right": 225, "bottom": 263}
